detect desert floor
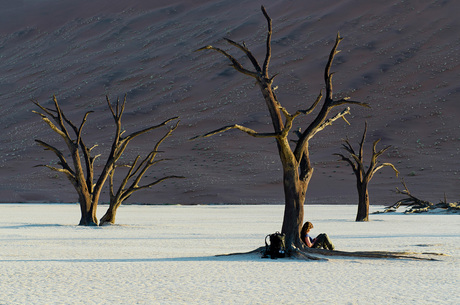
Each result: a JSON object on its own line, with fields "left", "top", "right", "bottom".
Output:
{"left": 0, "top": 204, "right": 458, "bottom": 304}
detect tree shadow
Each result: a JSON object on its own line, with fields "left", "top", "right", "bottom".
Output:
{"left": 0, "top": 223, "right": 69, "bottom": 229}
{"left": 0, "top": 253, "right": 267, "bottom": 263}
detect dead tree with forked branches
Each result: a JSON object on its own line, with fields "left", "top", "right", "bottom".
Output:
{"left": 334, "top": 122, "right": 399, "bottom": 221}
{"left": 100, "top": 120, "right": 184, "bottom": 225}
{"left": 34, "top": 95, "right": 181, "bottom": 226}
{"left": 192, "top": 6, "right": 441, "bottom": 261}
{"left": 193, "top": 6, "right": 370, "bottom": 251}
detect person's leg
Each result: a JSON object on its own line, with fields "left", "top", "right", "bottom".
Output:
{"left": 312, "top": 233, "right": 335, "bottom": 250}
{"left": 323, "top": 233, "right": 335, "bottom": 250}
{"left": 312, "top": 233, "right": 326, "bottom": 249}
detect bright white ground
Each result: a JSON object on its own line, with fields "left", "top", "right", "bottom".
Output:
{"left": 0, "top": 204, "right": 458, "bottom": 305}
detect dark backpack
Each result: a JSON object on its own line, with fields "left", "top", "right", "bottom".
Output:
{"left": 263, "top": 232, "right": 286, "bottom": 259}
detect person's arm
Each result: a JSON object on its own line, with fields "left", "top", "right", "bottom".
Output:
{"left": 304, "top": 234, "right": 313, "bottom": 248}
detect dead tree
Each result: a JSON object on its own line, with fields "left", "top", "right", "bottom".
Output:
{"left": 376, "top": 180, "right": 460, "bottom": 214}
{"left": 334, "top": 122, "right": 399, "bottom": 221}
{"left": 33, "top": 95, "right": 180, "bottom": 226}
{"left": 193, "top": 6, "right": 369, "bottom": 249}
{"left": 100, "top": 120, "right": 184, "bottom": 225}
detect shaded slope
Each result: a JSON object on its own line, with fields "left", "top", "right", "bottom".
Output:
{"left": 0, "top": 0, "right": 458, "bottom": 204}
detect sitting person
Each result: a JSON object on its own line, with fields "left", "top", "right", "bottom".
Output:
{"left": 300, "top": 221, "right": 335, "bottom": 250}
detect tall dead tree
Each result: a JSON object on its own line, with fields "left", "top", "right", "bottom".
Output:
{"left": 334, "top": 122, "right": 399, "bottom": 221}
{"left": 34, "top": 95, "right": 180, "bottom": 226}
{"left": 100, "top": 120, "right": 184, "bottom": 225}
{"left": 193, "top": 6, "right": 369, "bottom": 249}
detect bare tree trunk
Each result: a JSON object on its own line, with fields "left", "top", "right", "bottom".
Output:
{"left": 79, "top": 208, "right": 98, "bottom": 226}
{"left": 356, "top": 184, "right": 370, "bottom": 221}
{"left": 100, "top": 204, "right": 117, "bottom": 225}
{"left": 76, "top": 189, "right": 98, "bottom": 225}
{"left": 281, "top": 167, "right": 310, "bottom": 248}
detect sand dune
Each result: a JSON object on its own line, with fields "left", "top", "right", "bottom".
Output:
{"left": 0, "top": 0, "right": 458, "bottom": 204}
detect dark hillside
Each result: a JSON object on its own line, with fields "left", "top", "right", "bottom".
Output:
{"left": 0, "top": 0, "right": 458, "bottom": 205}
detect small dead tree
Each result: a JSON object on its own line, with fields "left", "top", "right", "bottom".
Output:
{"left": 334, "top": 122, "right": 399, "bottom": 221}
{"left": 193, "top": 6, "right": 369, "bottom": 250}
{"left": 34, "top": 95, "right": 180, "bottom": 226}
{"left": 100, "top": 120, "right": 184, "bottom": 225}
{"left": 376, "top": 179, "right": 460, "bottom": 214}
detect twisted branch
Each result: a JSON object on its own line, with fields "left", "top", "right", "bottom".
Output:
{"left": 190, "top": 124, "right": 279, "bottom": 140}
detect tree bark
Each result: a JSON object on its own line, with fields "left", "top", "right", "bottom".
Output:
{"left": 356, "top": 183, "right": 370, "bottom": 221}
{"left": 281, "top": 167, "right": 311, "bottom": 248}
{"left": 77, "top": 190, "right": 98, "bottom": 225}
{"left": 99, "top": 204, "right": 117, "bottom": 225}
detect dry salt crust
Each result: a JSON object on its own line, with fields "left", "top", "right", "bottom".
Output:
{"left": 0, "top": 204, "right": 458, "bottom": 305}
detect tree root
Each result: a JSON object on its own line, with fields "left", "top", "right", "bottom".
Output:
{"left": 216, "top": 245, "right": 442, "bottom": 261}
{"left": 302, "top": 247, "right": 442, "bottom": 261}
{"left": 215, "top": 246, "right": 266, "bottom": 257}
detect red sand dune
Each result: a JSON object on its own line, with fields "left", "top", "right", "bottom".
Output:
{"left": 0, "top": 0, "right": 458, "bottom": 205}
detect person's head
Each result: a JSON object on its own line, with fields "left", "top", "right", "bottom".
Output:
{"left": 301, "top": 221, "right": 314, "bottom": 237}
